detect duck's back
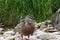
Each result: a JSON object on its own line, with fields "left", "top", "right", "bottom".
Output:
{"left": 21, "top": 21, "right": 35, "bottom": 36}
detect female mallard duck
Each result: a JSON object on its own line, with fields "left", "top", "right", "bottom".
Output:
{"left": 16, "top": 14, "right": 35, "bottom": 40}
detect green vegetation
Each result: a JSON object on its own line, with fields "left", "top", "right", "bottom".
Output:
{"left": 0, "top": 0, "right": 60, "bottom": 28}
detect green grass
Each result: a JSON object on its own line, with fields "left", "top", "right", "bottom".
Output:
{"left": 0, "top": 0, "right": 60, "bottom": 28}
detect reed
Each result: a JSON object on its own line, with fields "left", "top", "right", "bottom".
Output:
{"left": 0, "top": 0, "right": 59, "bottom": 28}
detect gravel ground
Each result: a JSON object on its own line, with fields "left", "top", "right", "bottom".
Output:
{"left": 0, "top": 20, "right": 60, "bottom": 40}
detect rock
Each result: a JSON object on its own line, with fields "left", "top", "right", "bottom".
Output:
{"left": 0, "top": 37, "right": 6, "bottom": 40}
{"left": 0, "top": 35, "right": 5, "bottom": 40}
{"left": 6, "top": 34, "right": 20, "bottom": 40}
{"left": 0, "top": 28, "right": 4, "bottom": 34}
{"left": 2, "top": 32, "right": 20, "bottom": 40}
{"left": 33, "top": 29, "right": 46, "bottom": 36}
{"left": 51, "top": 8, "right": 60, "bottom": 30}
{"left": 3, "top": 30, "right": 15, "bottom": 36}
{"left": 0, "top": 28, "right": 3, "bottom": 31}
{"left": 44, "top": 27, "right": 58, "bottom": 33}
{"left": 53, "top": 31, "right": 60, "bottom": 35}
{"left": 35, "top": 20, "right": 52, "bottom": 30}
{"left": 36, "top": 33, "right": 57, "bottom": 40}
{"left": 0, "top": 23, "right": 4, "bottom": 28}
{"left": 29, "top": 29, "right": 46, "bottom": 40}
{"left": 35, "top": 23, "right": 41, "bottom": 28}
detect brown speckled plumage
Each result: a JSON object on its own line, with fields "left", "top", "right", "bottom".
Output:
{"left": 16, "top": 14, "right": 35, "bottom": 40}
